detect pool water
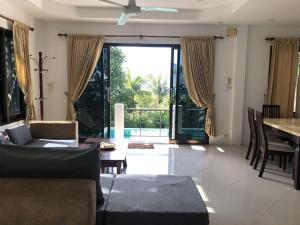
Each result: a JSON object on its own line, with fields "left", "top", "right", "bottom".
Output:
{"left": 105, "top": 127, "right": 206, "bottom": 139}
{"left": 107, "top": 127, "right": 169, "bottom": 138}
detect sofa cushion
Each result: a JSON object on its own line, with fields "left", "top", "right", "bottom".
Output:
{"left": 6, "top": 125, "right": 32, "bottom": 145}
{"left": 26, "top": 139, "right": 77, "bottom": 148}
{"left": 0, "top": 143, "right": 104, "bottom": 205}
{"left": 97, "top": 174, "right": 115, "bottom": 225}
{"left": 0, "top": 132, "right": 9, "bottom": 145}
{"left": 105, "top": 175, "right": 209, "bottom": 225}
{"left": 0, "top": 178, "right": 96, "bottom": 225}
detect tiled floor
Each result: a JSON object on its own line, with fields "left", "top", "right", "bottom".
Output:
{"left": 122, "top": 144, "right": 299, "bottom": 225}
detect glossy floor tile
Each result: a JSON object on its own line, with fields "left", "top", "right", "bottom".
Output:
{"left": 120, "top": 144, "right": 300, "bottom": 225}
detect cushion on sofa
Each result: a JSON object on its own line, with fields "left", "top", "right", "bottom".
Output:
{"left": 6, "top": 125, "right": 32, "bottom": 145}
{"left": 26, "top": 139, "right": 77, "bottom": 148}
{"left": 0, "top": 143, "right": 104, "bottom": 205}
{"left": 0, "top": 178, "right": 96, "bottom": 225}
{"left": 105, "top": 175, "right": 209, "bottom": 225}
{"left": 0, "top": 132, "right": 9, "bottom": 144}
{"left": 97, "top": 174, "right": 115, "bottom": 225}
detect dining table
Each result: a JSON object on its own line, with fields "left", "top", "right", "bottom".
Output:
{"left": 264, "top": 118, "right": 300, "bottom": 190}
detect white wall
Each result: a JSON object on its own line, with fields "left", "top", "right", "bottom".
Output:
{"left": 0, "top": 0, "right": 42, "bottom": 130}
{"left": 2, "top": 3, "right": 299, "bottom": 146}
{"left": 242, "top": 25, "right": 300, "bottom": 145}
{"left": 40, "top": 21, "right": 240, "bottom": 144}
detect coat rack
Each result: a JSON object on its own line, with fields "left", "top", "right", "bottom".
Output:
{"left": 30, "top": 52, "right": 55, "bottom": 120}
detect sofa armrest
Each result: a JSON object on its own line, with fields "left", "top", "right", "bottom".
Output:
{"left": 0, "top": 178, "right": 96, "bottom": 225}
{"left": 29, "top": 121, "right": 78, "bottom": 141}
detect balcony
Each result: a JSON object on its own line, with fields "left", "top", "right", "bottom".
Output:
{"left": 111, "top": 104, "right": 207, "bottom": 142}
{"left": 111, "top": 107, "right": 169, "bottom": 138}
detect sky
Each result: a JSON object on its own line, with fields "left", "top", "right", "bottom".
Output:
{"left": 117, "top": 46, "right": 172, "bottom": 85}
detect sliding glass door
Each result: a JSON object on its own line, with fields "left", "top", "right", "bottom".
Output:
{"left": 169, "top": 47, "right": 208, "bottom": 144}
{"left": 75, "top": 46, "right": 111, "bottom": 139}
{"left": 75, "top": 43, "right": 207, "bottom": 143}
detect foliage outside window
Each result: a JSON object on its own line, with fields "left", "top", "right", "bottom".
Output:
{"left": 0, "top": 28, "right": 25, "bottom": 124}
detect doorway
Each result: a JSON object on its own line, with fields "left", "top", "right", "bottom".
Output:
{"left": 75, "top": 44, "right": 208, "bottom": 144}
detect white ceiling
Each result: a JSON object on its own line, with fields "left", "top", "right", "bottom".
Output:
{"left": 6, "top": 0, "right": 300, "bottom": 25}
{"left": 50, "top": 0, "right": 233, "bottom": 9}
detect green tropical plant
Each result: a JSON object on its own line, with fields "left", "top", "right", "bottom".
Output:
{"left": 125, "top": 70, "right": 144, "bottom": 108}
{"left": 146, "top": 74, "right": 169, "bottom": 108}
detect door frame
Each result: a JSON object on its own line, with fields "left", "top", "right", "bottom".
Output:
{"left": 103, "top": 43, "right": 209, "bottom": 144}
{"left": 104, "top": 43, "right": 179, "bottom": 139}
{"left": 168, "top": 46, "right": 209, "bottom": 145}
{"left": 100, "top": 46, "right": 111, "bottom": 138}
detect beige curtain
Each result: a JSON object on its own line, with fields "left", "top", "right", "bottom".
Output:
{"left": 267, "top": 38, "right": 299, "bottom": 118}
{"left": 13, "top": 22, "right": 36, "bottom": 121}
{"left": 181, "top": 37, "right": 216, "bottom": 137}
{"left": 66, "top": 34, "right": 104, "bottom": 120}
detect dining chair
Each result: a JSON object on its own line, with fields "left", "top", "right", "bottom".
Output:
{"left": 262, "top": 104, "right": 280, "bottom": 118}
{"left": 262, "top": 104, "right": 293, "bottom": 162}
{"left": 253, "top": 111, "right": 294, "bottom": 177}
{"left": 245, "top": 108, "right": 258, "bottom": 166}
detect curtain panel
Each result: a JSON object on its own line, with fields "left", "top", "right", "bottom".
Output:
{"left": 66, "top": 34, "right": 104, "bottom": 120}
{"left": 267, "top": 38, "right": 299, "bottom": 118}
{"left": 181, "top": 36, "right": 216, "bottom": 137}
{"left": 13, "top": 22, "right": 36, "bottom": 121}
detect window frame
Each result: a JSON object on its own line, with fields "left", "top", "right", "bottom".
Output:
{"left": 0, "top": 27, "right": 26, "bottom": 125}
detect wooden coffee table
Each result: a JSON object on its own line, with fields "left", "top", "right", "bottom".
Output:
{"left": 82, "top": 138, "right": 128, "bottom": 174}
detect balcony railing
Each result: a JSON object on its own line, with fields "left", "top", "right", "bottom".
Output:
{"left": 124, "top": 108, "right": 169, "bottom": 137}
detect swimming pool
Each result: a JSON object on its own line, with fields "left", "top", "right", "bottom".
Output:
{"left": 107, "top": 127, "right": 169, "bottom": 138}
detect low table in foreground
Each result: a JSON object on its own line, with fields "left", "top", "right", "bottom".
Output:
{"left": 82, "top": 138, "right": 128, "bottom": 174}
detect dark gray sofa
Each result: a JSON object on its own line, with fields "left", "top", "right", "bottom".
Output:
{"left": 0, "top": 143, "right": 209, "bottom": 225}
{"left": 101, "top": 174, "right": 209, "bottom": 225}
{"left": 1, "top": 121, "right": 78, "bottom": 147}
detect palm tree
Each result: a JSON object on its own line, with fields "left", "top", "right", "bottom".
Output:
{"left": 146, "top": 74, "right": 169, "bottom": 108}
{"left": 126, "top": 70, "right": 144, "bottom": 93}
{"left": 125, "top": 70, "right": 144, "bottom": 107}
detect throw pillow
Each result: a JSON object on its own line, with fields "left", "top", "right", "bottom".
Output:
{"left": 6, "top": 125, "right": 32, "bottom": 145}
{"left": 0, "top": 143, "right": 104, "bottom": 205}
{"left": 0, "top": 132, "right": 8, "bottom": 144}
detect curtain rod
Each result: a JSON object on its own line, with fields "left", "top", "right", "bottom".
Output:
{"left": 265, "top": 37, "right": 300, "bottom": 41}
{"left": 57, "top": 33, "right": 224, "bottom": 39}
{"left": 0, "top": 14, "right": 34, "bottom": 31}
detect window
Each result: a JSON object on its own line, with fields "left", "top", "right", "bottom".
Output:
{"left": 0, "top": 28, "right": 25, "bottom": 124}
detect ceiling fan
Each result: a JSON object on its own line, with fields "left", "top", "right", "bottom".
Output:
{"left": 99, "top": 0, "right": 178, "bottom": 25}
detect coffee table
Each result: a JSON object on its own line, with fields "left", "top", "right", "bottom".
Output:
{"left": 83, "top": 138, "right": 128, "bottom": 174}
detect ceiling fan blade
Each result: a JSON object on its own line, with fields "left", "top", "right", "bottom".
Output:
{"left": 141, "top": 7, "right": 178, "bottom": 13}
{"left": 118, "top": 13, "right": 129, "bottom": 26}
{"left": 99, "top": 0, "right": 125, "bottom": 7}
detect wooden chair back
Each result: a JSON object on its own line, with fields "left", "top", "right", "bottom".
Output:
{"left": 262, "top": 105, "right": 280, "bottom": 118}
{"left": 248, "top": 108, "right": 257, "bottom": 144}
{"left": 256, "top": 111, "right": 268, "bottom": 154}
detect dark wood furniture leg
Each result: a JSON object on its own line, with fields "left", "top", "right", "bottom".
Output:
{"left": 123, "top": 157, "right": 127, "bottom": 168}
{"left": 283, "top": 155, "right": 287, "bottom": 171}
{"left": 246, "top": 140, "right": 252, "bottom": 160}
{"left": 294, "top": 145, "right": 300, "bottom": 189}
{"left": 250, "top": 142, "right": 258, "bottom": 166}
{"left": 259, "top": 153, "right": 269, "bottom": 177}
{"left": 253, "top": 151, "right": 261, "bottom": 170}
{"left": 279, "top": 154, "right": 282, "bottom": 168}
{"left": 101, "top": 165, "right": 105, "bottom": 174}
{"left": 117, "top": 161, "right": 122, "bottom": 174}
